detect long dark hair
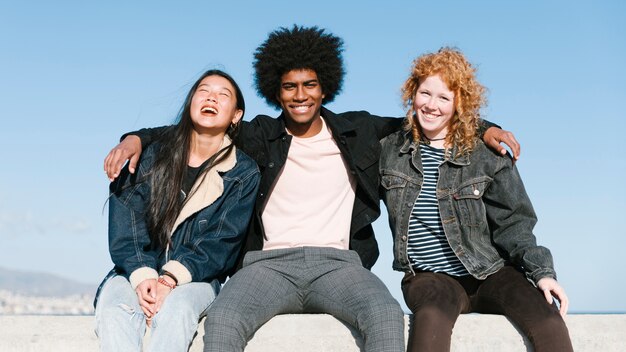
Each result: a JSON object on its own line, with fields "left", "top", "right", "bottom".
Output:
{"left": 147, "top": 69, "right": 245, "bottom": 249}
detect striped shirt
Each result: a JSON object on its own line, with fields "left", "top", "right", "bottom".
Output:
{"left": 407, "top": 144, "right": 469, "bottom": 276}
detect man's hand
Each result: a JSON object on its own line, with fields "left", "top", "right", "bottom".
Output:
{"left": 135, "top": 278, "right": 157, "bottom": 326}
{"left": 483, "top": 127, "right": 520, "bottom": 161}
{"left": 537, "top": 277, "right": 569, "bottom": 318}
{"left": 104, "top": 135, "right": 142, "bottom": 181}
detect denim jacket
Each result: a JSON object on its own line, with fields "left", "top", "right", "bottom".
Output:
{"left": 379, "top": 130, "right": 556, "bottom": 284}
{"left": 97, "top": 136, "right": 260, "bottom": 298}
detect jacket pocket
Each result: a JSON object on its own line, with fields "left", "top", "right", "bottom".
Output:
{"left": 354, "top": 141, "right": 381, "bottom": 171}
{"left": 381, "top": 172, "right": 409, "bottom": 190}
{"left": 198, "top": 219, "right": 209, "bottom": 233}
{"left": 452, "top": 177, "right": 492, "bottom": 226}
{"left": 381, "top": 170, "right": 420, "bottom": 220}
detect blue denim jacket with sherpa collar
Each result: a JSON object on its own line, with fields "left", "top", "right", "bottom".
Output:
{"left": 379, "top": 130, "right": 556, "bottom": 284}
{"left": 101, "top": 135, "right": 260, "bottom": 292}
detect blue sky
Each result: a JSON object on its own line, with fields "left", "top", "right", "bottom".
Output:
{"left": 1, "top": 1, "right": 624, "bottom": 313}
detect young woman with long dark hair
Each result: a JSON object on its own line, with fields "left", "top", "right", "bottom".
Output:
{"left": 94, "top": 69, "right": 259, "bottom": 352}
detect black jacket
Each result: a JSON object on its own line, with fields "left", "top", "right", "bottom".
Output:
{"left": 237, "top": 107, "right": 402, "bottom": 269}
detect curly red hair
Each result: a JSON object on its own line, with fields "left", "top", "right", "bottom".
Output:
{"left": 401, "top": 47, "right": 486, "bottom": 156}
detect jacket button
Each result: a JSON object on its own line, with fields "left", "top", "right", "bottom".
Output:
{"left": 473, "top": 189, "right": 480, "bottom": 196}
{"left": 268, "top": 162, "right": 275, "bottom": 168}
{"left": 259, "top": 193, "right": 265, "bottom": 198}
{"left": 401, "top": 235, "right": 407, "bottom": 241}
{"left": 406, "top": 202, "right": 412, "bottom": 208}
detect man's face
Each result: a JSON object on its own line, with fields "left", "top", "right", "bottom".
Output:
{"left": 277, "top": 69, "right": 325, "bottom": 137}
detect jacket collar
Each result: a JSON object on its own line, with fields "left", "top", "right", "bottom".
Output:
{"left": 171, "top": 135, "right": 237, "bottom": 234}
{"left": 446, "top": 144, "right": 471, "bottom": 166}
{"left": 320, "top": 107, "right": 357, "bottom": 136}
{"left": 397, "top": 130, "right": 471, "bottom": 166}
{"left": 447, "top": 146, "right": 470, "bottom": 166}
{"left": 266, "top": 114, "right": 289, "bottom": 141}
{"left": 399, "top": 130, "right": 416, "bottom": 154}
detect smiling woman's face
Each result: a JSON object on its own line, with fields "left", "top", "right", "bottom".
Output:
{"left": 413, "top": 74, "right": 456, "bottom": 140}
{"left": 190, "top": 75, "right": 243, "bottom": 134}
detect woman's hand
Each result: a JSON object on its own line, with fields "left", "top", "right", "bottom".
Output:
{"left": 104, "top": 135, "right": 142, "bottom": 181}
{"left": 483, "top": 127, "right": 520, "bottom": 161}
{"left": 135, "top": 278, "right": 157, "bottom": 325}
{"left": 155, "top": 276, "right": 176, "bottom": 313}
{"left": 537, "top": 277, "right": 569, "bottom": 317}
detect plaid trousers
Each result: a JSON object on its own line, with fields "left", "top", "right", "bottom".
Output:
{"left": 202, "top": 246, "right": 405, "bottom": 352}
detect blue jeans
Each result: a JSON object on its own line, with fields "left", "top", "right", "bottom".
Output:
{"left": 95, "top": 275, "right": 218, "bottom": 352}
{"left": 203, "top": 247, "right": 405, "bottom": 352}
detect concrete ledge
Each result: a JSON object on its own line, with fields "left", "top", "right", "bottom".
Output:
{"left": 0, "top": 314, "right": 624, "bottom": 351}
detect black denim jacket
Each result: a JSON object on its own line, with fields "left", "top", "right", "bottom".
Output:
{"left": 379, "top": 130, "right": 556, "bottom": 284}
{"left": 237, "top": 107, "right": 402, "bottom": 269}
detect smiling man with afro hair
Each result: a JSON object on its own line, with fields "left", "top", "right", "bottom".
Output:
{"left": 253, "top": 25, "right": 345, "bottom": 109}
{"left": 200, "top": 24, "right": 408, "bottom": 352}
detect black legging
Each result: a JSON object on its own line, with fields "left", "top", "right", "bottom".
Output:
{"left": 401, "top": 266, "right": 573, "bottom": 352}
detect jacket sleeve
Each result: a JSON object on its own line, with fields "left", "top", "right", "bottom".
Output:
{"left": 477, "top": 119, "right": 501, "bottom": 138}
{"left": 233, "top": 119, "right": 267, "bottom": 158}
{"left": 107, "top": 155, "right": 159, "bottom": 289}
{"left": 352, "top": 112, "right": 403, "bottom": 140}
{"left": 163, "top": 166, "right": 260, "bottom": 285}
{"left": 482, "top": 156, "right": 556, "bottom": 284}
{"left": 121, "top": 125, "right": 171, "bottom": 150}
{"left": 365, "top": 114, "right": 501, "bottom": 141}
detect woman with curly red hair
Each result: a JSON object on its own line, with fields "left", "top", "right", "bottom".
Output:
{"left": 380, "top": 48, "right": 573, "bottom": 351}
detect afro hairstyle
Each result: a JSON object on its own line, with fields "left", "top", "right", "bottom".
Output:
{"left": 253, "top": 25, "right": 345, "bottom": 110}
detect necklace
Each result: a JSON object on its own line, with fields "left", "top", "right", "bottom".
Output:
{"left": 420, "top": 135, "right": 445, "bottom": 145}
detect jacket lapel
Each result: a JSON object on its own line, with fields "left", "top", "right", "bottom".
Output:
{"left": 171, "top": 136, "right": 237, "bottom": 234}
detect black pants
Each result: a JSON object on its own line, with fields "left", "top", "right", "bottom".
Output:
{"left": 401, "top": 266, "right": 573, "bottom": 352}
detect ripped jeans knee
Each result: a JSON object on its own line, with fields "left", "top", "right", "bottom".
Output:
{"left": 94, "top": 275, "right": 147, "bottom": 349}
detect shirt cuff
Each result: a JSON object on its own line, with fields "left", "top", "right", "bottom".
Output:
{"left": 129, "top": 267, "right": 159, "bottom": 289}
{"left": 162, "top": 260, "right": 192, "bottom": 285}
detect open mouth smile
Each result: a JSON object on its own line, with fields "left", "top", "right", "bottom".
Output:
{"left": 201, "top": 106, "right": 218, "bottom": 115}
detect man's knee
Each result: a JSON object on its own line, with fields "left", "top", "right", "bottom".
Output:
{"left": 202, "top": 303, "right": 252, "bottom": 351}
{"left": 359, "top": 295, "right": 404, "bottom": 328}
{"left": 204, "top": 301, "right": 250, "bottom": 336}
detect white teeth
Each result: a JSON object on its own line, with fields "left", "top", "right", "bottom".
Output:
{"left": 293, "top": 105, "right": 309, "bottom": 112}
{"left": 202, "top": 107, "right": 218, "bottom": 114}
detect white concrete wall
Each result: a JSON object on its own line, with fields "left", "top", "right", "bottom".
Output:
{"left": 0, "top": 314, "right": 624, "bottom": 351}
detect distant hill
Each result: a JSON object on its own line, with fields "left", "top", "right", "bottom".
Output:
{"left": 0, "top": 267, "right": 97, "bottom": 297}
